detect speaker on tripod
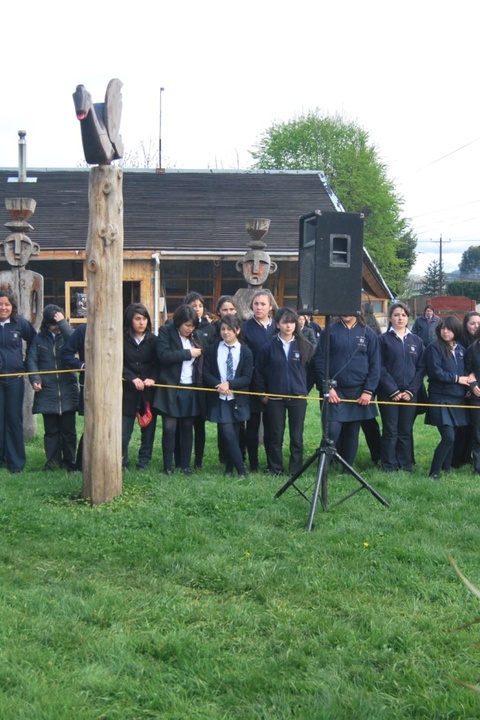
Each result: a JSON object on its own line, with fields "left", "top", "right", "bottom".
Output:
{"left": 274, "top": 209, "right": 389, "bottom": 529}
{"left": 298, "top": 210, "right": 364, "bottom": 317}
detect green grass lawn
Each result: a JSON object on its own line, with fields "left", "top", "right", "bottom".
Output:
{"left": 1, "top": 403, "right": 480, "bottom": 719}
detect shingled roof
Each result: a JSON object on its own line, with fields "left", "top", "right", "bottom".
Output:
{"left": 1, "top": 169, "right": 341, "bottom": 253}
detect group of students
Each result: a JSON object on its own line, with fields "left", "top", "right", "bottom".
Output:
{"left": 3, "top": 283, "right": 480, "bottom": 483}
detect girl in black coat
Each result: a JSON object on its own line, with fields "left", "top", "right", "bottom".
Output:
{"left": 377, "top": 302, "right": 425, "bottom": 473}
{"left": 0, "top": 290, "right": 37, "bottom": 473}
{"left": 425, "top": 316, "right": 470, "bottom": 480}
{"left": 153, "top": 304, "right": 204, "bottom": 475}
{"left": 27, "top": 304, "right": 78, "bottom": 471}
{"left": 203, "top": 315, "right": 253, "bottom": 476}
{"left": 183, "top": 291, "right": 216, "bottom": 469}
{"left": 122, "top": 303, "right": 158, "bottom": 470}
{"left": 255, "top": 308, "right": 315, "bottom": 476}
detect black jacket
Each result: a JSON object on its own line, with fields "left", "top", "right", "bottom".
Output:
{"left": 0, "top": 316, "right": 37, "bottom": 379}
{"left": 122, "top": 332, "right": 159, "bottom": 417}
{"left": 27, "top": 320, "right": 79, "bottom": 415}
{"left": 203, "top": 341, "right": 253, "bottom": 414}
{"left": 62, "top": 323, "right": 87, "bottom": 414}
{"left": 153, "top": 323, "right": 206, "bottom": 416}
{"left": 255, "top": 335, "right": 313, "bottom": 397}
{"left": 378, "top": 330, "right": 425, "bottom": 398}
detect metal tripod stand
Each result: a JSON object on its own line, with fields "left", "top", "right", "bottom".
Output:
{"left": 275, "top": 316, "right": 389, "bottom": 530}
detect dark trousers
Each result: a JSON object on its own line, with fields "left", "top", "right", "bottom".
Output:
{"left": 361, "top": 417, "right": 382, "bottom": 463}
{"left": 379, "top": 399, "right": 416, "bottom": 472}
{"left": 43, "top": 411, "right": 77, "bottom": 469}
{"left": 470, "top": 398, "right": 480, "bottom": 472}
{"left": 267, "top": 398, "right": 307, "bottom": 475}
{"left": 122, "top": 413, "right": 158, "bottom": 469}
{"left": 430, "top": 425, "right": 456, "bottom": 475}
{"left": 163, "top": 416, "right": 194, "bottom": 472}
{"left": 175, "top": 416, "right": 205, "bottom": 469}
{"left": 219, "top": 422, "right": 246, "bottom": 475}
{"left": 451, "top": 424, "right": 473, "bottom": 468}
{"left": 0, "top": 378, "right": 26, "bottom": 473}
{"left": 244, "top": 411, "right": 271, "bottom": 471}
{"left": 329, "top": 420, "right": 361, "bottom": 467}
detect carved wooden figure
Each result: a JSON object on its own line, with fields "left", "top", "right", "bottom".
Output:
{"left": 73, "top": 79, "right": 124, "bottom": 166}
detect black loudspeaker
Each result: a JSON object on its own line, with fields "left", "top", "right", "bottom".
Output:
{"left": 298, "top": 210, "right": 364, "bottom": 316}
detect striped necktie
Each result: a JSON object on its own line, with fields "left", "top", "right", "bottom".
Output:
{"left": 226, "top": 346, "right": 234, "bottom": 381}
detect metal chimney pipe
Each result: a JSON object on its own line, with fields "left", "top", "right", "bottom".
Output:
{"left": 18, "top": 130, "right": 27, "bottom": 182}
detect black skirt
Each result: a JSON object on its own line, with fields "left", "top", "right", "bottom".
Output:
{"left": 171, "top": 385, "right": 200, "bottom": 418}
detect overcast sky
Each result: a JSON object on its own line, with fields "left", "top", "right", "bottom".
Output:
{"left": 1, "top": 0, "right": 478, "bottom": 276}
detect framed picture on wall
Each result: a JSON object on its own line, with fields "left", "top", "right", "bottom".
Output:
{"left": 65, "top": 281, "right": 88, "bottom": 324}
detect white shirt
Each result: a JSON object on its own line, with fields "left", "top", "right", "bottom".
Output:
{"left": 217, "top": 341, "right": 241, "bottom": 401}
{"left": 179, "top": 333, "right": 195, "bottom": 384}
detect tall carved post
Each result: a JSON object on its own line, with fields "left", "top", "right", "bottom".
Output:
{"left": 0, "top": 198, "right": 43, "bottom": 440}
{"left": 82, "top": 166, "right": 123, "bottom": 503}
{"left": 233, "top": 218, "right": 277, "bottom": 320}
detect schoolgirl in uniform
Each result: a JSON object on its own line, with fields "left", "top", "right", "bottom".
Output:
{"left": 27, "top": 304, "right": 78, "bottom": 471}
{"left": 314, "top": 313, "right": 381, "bottom": 468}
{"left": 122, "top": 303, "right": 158, "bottom": 470}
{"left": 377, "top": 302, "right": 425, "bottom": 473}
{"left": 0, "top": 290, "right": 36, "bottom": 473}
{"left": 154, "top": 304, "right": 204, "bottom": 475}
{"left": 255, "top": 308, "right": 315, "bottom": 476}
{"left": 425, "top": 316, "right": 470, "bottom": 480}
{"left": 241, "top": 288, "right": 277, "bottom": 472}
{"left": 203, "top": 314, "right": 253, "bottom": 476}
{"left": 183, "top": 291, "right": 215, "bottom": 469}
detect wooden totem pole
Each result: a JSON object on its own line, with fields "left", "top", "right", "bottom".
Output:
{"left": 73, "top": 79, "right": 124, "bottom": 504}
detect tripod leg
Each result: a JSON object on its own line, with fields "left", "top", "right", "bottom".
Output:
{"left": 333, "top": 450, "right": 390, "bottom": 507}
{"left": 307, "top": 450, "right": 330, "bottom": 531}
{"left": 274, "top": 448, "right": 321, "bottom": 500}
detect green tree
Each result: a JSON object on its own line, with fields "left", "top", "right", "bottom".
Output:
{"left": 447, "top": 280, "right": 480, "bottom": 300}
{"left": 422, "top": 259, "right": 442, "bottom": 296}
{"left": 459, "top": 245, "right": 480, "bottom": 276}
{"left": 251, "top": 110, "right": 416, "bottom": 293}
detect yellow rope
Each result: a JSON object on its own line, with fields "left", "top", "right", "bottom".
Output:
{"left": 2, "top": 369, "right": 476, "bottom": 410}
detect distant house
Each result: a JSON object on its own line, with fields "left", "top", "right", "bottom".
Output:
{"left": 1, "top": 168, "right": 393, "bottom": 325}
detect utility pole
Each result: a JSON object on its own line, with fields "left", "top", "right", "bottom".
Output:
{"left": 431, "top": 234, "right": 450, "bottom": 295}
{"left": 157, "top": 87, "right": 165, "bottom": 173}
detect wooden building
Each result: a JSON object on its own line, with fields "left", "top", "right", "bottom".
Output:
{"left": 1, "top": 168, "right": 393, "bottom": 325}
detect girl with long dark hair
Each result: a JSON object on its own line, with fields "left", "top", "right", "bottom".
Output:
{"left": 122, "top": 303, "right": 158, "bottom": 470}
{"left": 425, "top": 315, "right": 470, "bottom": 480}
{"left": 0, "top": 289, "right": 37, "bottom": 473}
{"left": 153, "top": 304, "right": 205, "bottom": 475}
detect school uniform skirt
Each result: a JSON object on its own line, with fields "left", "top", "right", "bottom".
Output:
{"left": 171, "top": 384, "right": 201, "bottom": 418}
{"left": 327, "top": 386, "right": 378, "bottom": 423}
{"left": 426, "top": 395, "right": 469, "bottom": 428}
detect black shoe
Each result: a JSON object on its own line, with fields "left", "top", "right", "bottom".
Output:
{"left": 429, "top": 472, "right": 440, "bottom": 481}
{"left": 182, "top": 468, "right": 192, "bottom": 476}
{"left": 164, "top": 469, "right": 173, "bottom": 476}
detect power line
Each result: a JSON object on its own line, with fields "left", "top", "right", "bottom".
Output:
{"left": 412, "top": 136, "right": 480, "bottom": 174}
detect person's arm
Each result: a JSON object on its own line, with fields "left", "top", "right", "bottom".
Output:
{"left": 26, "top": 337, "right": 42, "bottom": 391}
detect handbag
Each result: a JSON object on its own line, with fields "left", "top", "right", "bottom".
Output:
{"left": 136, "top": 401, "right": 153, "bottom": 428}
{"left": 415, "top": 381, "right": 429, "bottom": 416}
